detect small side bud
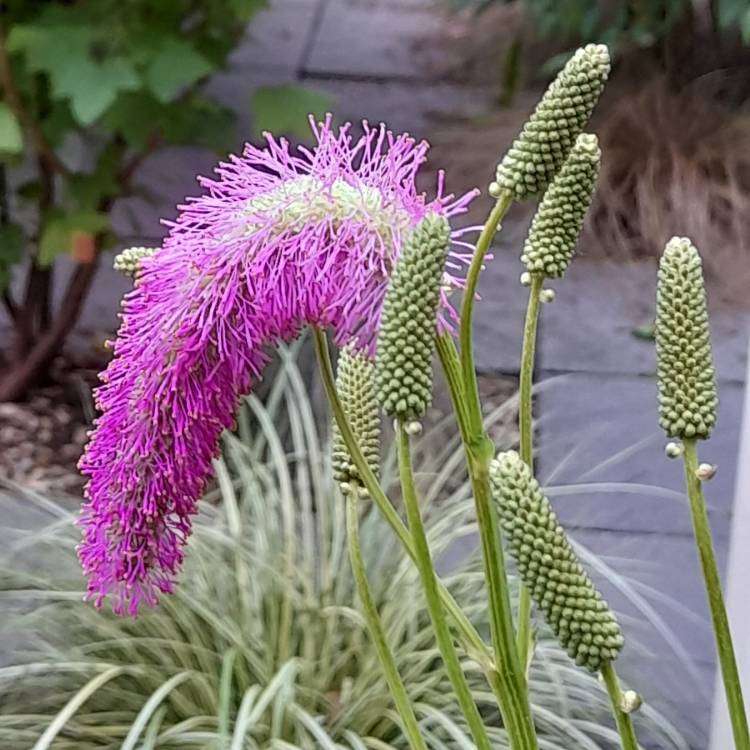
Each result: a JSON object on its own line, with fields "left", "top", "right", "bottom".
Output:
{"left": 405, "top": 420, "right": 423, "bottom": 436}
{"left": 495, "top": 45, "right": 610, "bottom": 200}
{"left": 621, "top": 690, "right": 643, "bottom": 714}
{"left": 375, "top": 214, "right": 450, "bottom": 421}
{"left": 520, "top": 272, "right": 532, "bottom": 287}
{"left": 113, "top": 246, "right": 158, "bottom": 278}
{"left": 665, "top": 441, "right": 683, "bottom": 459}
{"left": 696, "top": 463, "right": 717, "bottom": 481}
{"left": 540, "top": 288, "right": 556, "bottom": 303}
{"left": 656, "top": 237, "right": 718, "bottom": 440}
{"left": 488, "top": 181, "right": 502, "bottom": 198}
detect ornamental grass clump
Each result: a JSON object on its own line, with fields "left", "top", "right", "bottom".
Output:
{"left": 64, "top": 42, "right": 745, "bottom": 750}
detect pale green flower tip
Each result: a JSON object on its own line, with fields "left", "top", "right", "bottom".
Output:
{"left": 490, "top": 450, "right": 624, "bottom": 672}
{"left": 495, "top": 45, "right": 610, "bottom": 200}
{"left": 656, "top": 236, "right": 717, "bottom": 440}
{"left": 375, "top": 213, "right": 450, "bottom": 420}
{"left": 520, "top": 133, "right": 601, "bottom": 279}
{"left": 331, "top": 344, "right": 381, "bottom": 487}
{"left": 113, "top": 246, "right": 158, "bottom": 278}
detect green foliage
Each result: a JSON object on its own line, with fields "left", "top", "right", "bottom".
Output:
{"left": 454, "top": 0, "right": 750, "bottom": 50}
{"left": 252, "top": 85, "right": 334, "bottom": 138}
{"left": 0, "top": 103, "right": 23, "bottom": 156}
{"left": 0, "top": 223, "right": 24, "bottom": 288}
{"left": 0, "top": 348, "right": 690, "bottom": 749}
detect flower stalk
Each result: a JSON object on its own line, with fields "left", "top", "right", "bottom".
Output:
{"left": 396, "top": 421, "right": 493, "bottom": 750}
{"left": 344, "top": 484, "right": 428, "bottom": 750}
{"left": 682, "top": 438, "right": 749, "bottom": 749}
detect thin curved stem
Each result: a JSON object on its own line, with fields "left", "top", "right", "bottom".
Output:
{"left": 683, "top": 439, "right": 749, "bottom": 750}
{"left": 459, "top": 190, "right": 513, "bottom": 433}
{"left": 435, "top": 334, "right": 538, "bottom": 750}
{"left": 601, "top": 661, "right": 640, "bottom": 750}
{"left": 345, "top": 486, "right": 428, "bottom": 750}
{"left": 516, "top": 273, "right": 543, "bottom": 668}
{"left": 311, "top": 326, "right": 489, "bottom": 664}
{"left": 397, "top": 422, "right": 492, "bottom": 750}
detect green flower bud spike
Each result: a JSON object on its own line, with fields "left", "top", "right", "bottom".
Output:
{"left": 494, "top": 44, "right": 610, "bottom": 200}
{"left": 490, "top": 450, "right": 624, "bottom": 672}
{"left": 332, "top": 344, "right": 380, "bottom": 488}
{"left": 520, "top": 133, "right": 601, "bottom": 279}
{"left": 113, "top": 246, "right": 157, "bottom": 278}
{"left": 656, "top": 237, "right": 718, "bottom": 440}
{"left": 375, "top": 213, "right": 450, "bottom": 421}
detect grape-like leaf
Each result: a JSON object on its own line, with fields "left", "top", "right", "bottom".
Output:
{"left": 251, "top": 85, "right": 333, "bottom": 139}
{"left": 145, "top": 39, "right": 214, "bottom": 104}
{"left": 38, "top": 210, "right": 109, "bottom": 267}
{"left": 0, "top": 103, "right": 24, "bottom": 156}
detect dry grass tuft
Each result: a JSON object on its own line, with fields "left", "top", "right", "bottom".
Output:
{"left": 587, "top": 76, "right": 750, "bottom": 304}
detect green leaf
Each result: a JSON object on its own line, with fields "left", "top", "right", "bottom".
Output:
{"left": 8, "top": 24, "right": 139, "bottom": 125}
{"left": 742, "top": 7, "right": 750, "bottom": 43}
{"left": 251, "top": 85, "right": 333, "bottom": 139}
{"left": 145, "top": 39, "right": 214, "bottom": 104}
{"left": 38, "top": 210, "right": 109, "bottom": 267}
{"left": 718, "top": 0, "right": 747, "bottom": 27}
{"left": 67, "top": 141, "right": 123, "bottom": 210}
{"left": 229, "top": 0, "right": 268, "bottom": 21}
{"left": 0, "top": 103, "right": 24, "bottom": 155}
{"left": 0, "top": 223, "right": 25, "bottom": 290}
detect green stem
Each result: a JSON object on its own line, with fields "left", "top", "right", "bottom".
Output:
{"left": 459, "top": 191, "right": 513, "bottom": 434}
{"left": 683, "top": 439, "right": 750, "bottom": 750}
{"left": 345, "top": 487, "right": 428, "bottom": 750}
{"left": 436, "top": 333, "right": 538, "bottom": 750}
{"left": 601, "top": 661, "right": 640, "bottom": 750}
{"left": 516, "top": 274, "right": 543, "bottom": 668}
{"left": 311, "top": 327, "right": 490, "bottom": 666}
{"left": 396, "top": 422, "right": 493, "bottom": 750}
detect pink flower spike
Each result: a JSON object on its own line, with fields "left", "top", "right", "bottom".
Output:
{"left": 78, "top": 117, "right": 478, "bottom": 615}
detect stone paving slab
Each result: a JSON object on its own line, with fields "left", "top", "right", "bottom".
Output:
{"left": 227, "top": 0, "right": 320, "bottom": 73}
{"left": 572, "top": 527, "right": 725, "bottom": 744}
{"left": 309, "top": 77, "right": 494, "bottom": 137}
{"left": 536, "top": 373, "right": 743, "bottom": 538}
{"left": 306, "top": 0, "right": 443, "bottom": 79}
{"left": 539, "top": 258, "right": 749, "bottom": 383}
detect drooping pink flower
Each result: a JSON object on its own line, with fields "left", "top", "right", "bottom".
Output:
{"left": 78, "top": 116, "right": 478, "bottom": 616}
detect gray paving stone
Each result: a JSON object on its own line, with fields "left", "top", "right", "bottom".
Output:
{"left": 309, "top": 77, "right": 494, "bottom": 137}
{"left": 538, "top": 259, "right": 749, "bottom": 383}
{"left": 535, "top": 373, "right": 743, "bottom": 538}
{"left": 306, "top": 0, "right": 443, "bottom": 79}
{"left": 227, "top": 0, "right": 320, "bottom": 73}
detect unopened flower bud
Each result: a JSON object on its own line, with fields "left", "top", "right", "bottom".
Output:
{"left": 490, "top": 450, "right": 624, "bottom": 672}
{"left": 520, "top": 272, "right": 532, "bottom": 287}
{"left": 665, "top": 442, "right": 683, "bottom": 459}
{"left": 520, "top": 133, "right": 601, "bottom": 279}
{"left": 540, "top": 288, "right": 556, "bottom": 303}
{"left": 113, "top": 246, "right": 157, "bottom": 278}
{"left": 332, "top": 345, "right": 380, "bottom": 488}
{"left": 696, "top": 463, "right": 717, "bottom": 481}
{"left": 375, "top": 213, "right": 450, "bottom": 420}
{"left": 495, "top": 45, "right": 610, "bottom": 200}
{"left": 621, "top": 690, "right": 642, "bottom": 714}
{"left": 656, "top": 237, "right": 717, "bottom": 440}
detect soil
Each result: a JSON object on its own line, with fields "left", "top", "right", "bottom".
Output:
{"left": 0, "top": 359, "right": 99, "bottom": 495}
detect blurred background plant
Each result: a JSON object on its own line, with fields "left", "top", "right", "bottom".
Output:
{"left": 418, "top": 0, "right": 750, "bottom": 303}
{"left": 0, "top": 348, "right": 692, "bottom": 749}
{"left": 0, "top": 0, "right": 330, "bottom": 402}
